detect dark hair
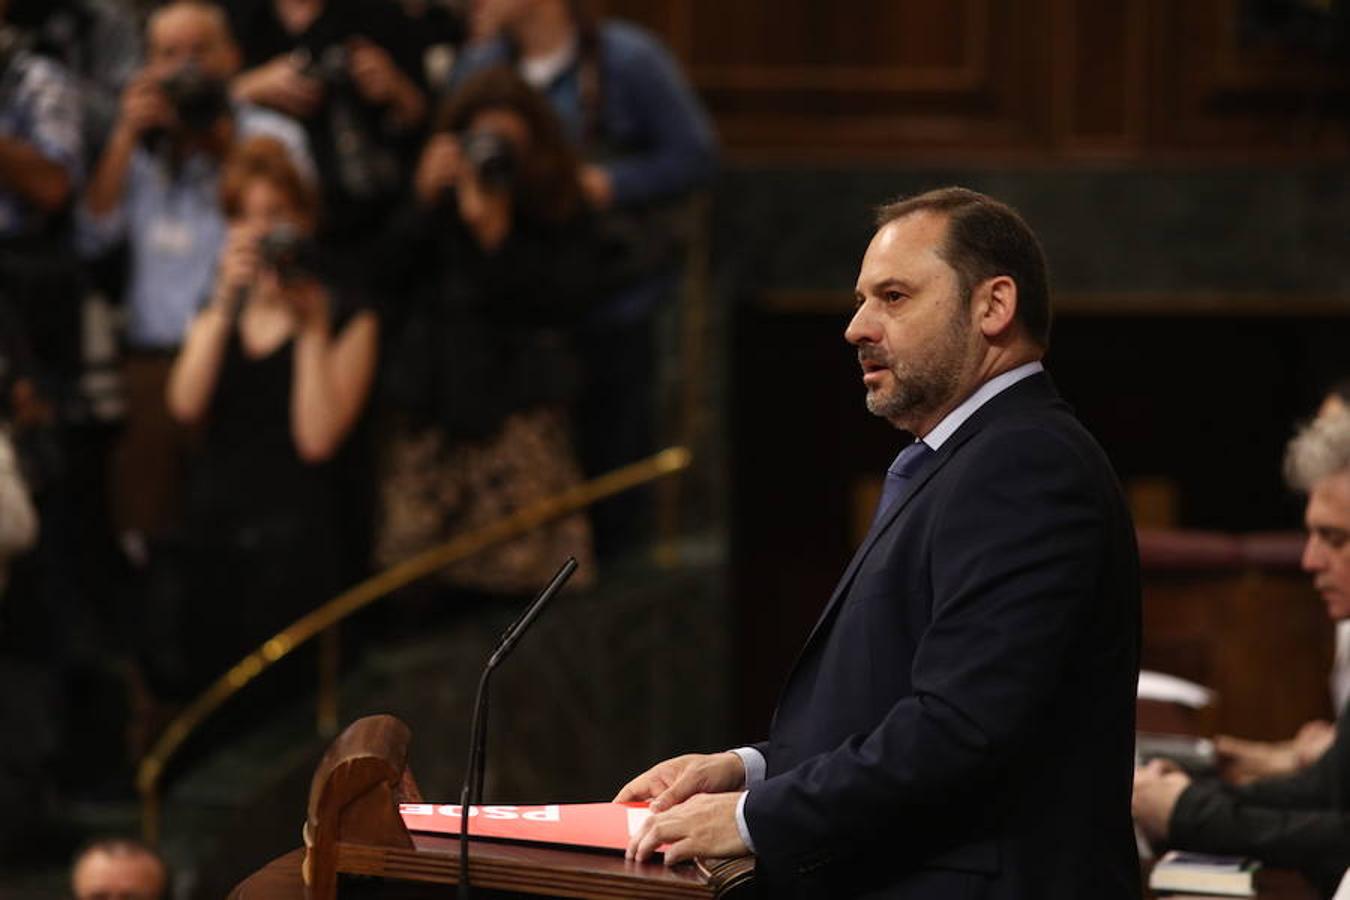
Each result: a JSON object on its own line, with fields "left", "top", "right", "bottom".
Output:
{"left": 438, "top": 66, "right": 584, "bottom": 225}
{"left": 219, "top": 135, "right": 319, "bottom": 225}
{"left": 876, "top": 187, "right": 1052, "bottom": 348}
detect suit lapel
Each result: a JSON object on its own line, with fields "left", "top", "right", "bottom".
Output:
{"left": 791, "top": 372, "right": 1063, "bottom": 666}
{"left": 798, "top": 447, "right": 946, "bottom": 652}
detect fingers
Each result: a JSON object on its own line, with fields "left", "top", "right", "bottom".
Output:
{"left": 650, "top": 772, "right": 698, "bottom": 811}
{"left": 614, "top": 774, "right": 659, "bottom": 804}
{"left": 627, "top": 812, "right": 666, "bottom": 862}
{"left": 1149, "top": 757, "right": 1182, "bottom": 776}
{"left": 623, "top": 793, "right": 747, "bottom": 866}
{"left": 653, "top": 753, "right": 744, "bottom": 810}
{"left": 661, "top": 838, "right": 696, "bottom": 866}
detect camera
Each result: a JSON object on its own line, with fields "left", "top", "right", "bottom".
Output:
{"left": 297, "top": 44, "right": 351, "bottom": 88}
{"left": 460, "top": 130, "right": 516, "bottom": 190}
{"left": 292, "top": 44, "right": 400, "bottom": 200}
{"left": 258, "top": 226, "right": 322, "bottom": 281}
{"left": 159, "top": 63, "right": 229, "bottom": 132}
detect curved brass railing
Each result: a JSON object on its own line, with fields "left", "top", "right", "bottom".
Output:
{"left": 136, "top": 446, "right": 693, "bottom": 844}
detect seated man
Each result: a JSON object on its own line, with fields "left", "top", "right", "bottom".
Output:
{"left": 1134, "top": 410, "right": 1350, "bottom": 895}
{"left": 1213, "top": 379, "right": 1350, "bottom": 784}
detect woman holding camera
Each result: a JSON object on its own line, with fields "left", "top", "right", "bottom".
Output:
{"left": 375, "top": 67, "right": 609, "bottom": 595}
{"left": 165, "top": 134, "right": 377, "bottom": 697}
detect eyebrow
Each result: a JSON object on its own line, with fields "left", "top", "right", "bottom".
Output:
{"left": 862, "top": 277, "right": 919, "bottom": 296}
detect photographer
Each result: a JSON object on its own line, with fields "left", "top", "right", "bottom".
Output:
{"left": 76, "top": 0, "right": 311, "bottom": 566}
{"left": 226, "top": 0, "right": 428, "bottom": 249}
{"left": 453, "top": 0, "right": 720, "bottom": 557}
{"left": 0, "top": 0, "right": 84, "bottom": 411}
{"left": 374, "top": 67, "right": 602, "bottom": 595}
{"left": 166, "top": 134, "right": 376, "bottom": 699}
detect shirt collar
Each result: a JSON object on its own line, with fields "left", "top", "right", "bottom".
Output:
{"left": 919, "top": 360, "right": 1044, "bottom": 451}
{"left": 520, "top": 36, "right": 579, "bottom": 89}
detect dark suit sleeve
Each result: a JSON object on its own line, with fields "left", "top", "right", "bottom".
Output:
{"left": 745, "top": 426, "right": 1114, "bottom": 866}
{"left": 1163, "top": 718, "right": 1350, "bottom": 881}
{"left": 1169, "top": 780, "right": 1350, "bottom": 876}
{"left": 1233, "top": 717, "right": 1350, "bottom": 811}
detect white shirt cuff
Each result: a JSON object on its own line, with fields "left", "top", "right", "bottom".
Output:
{"left": 734, "top": 790, "right": 755, "bottom": 854}
{"left": 728, "top": 747, "right": 764, "bottom": 855}
{"left": 729, "top": 746, "right": 765, "bottom": 784}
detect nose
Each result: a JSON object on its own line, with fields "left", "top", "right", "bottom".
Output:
{"left": 845, "top": 301, "right": 876, "bottom": 347}
{"left": 1303, "top": 535, "right": 1325, "bottom": 574}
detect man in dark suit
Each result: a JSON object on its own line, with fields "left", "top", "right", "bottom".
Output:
{"left": 618, "top": 187, "right": 1142, "bottom": 898}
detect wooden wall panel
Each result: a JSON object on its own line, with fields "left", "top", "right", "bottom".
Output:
{"left": 1050, "top": 0, "right": 1149, "bottom": 153}
{"left": 1149, "top": 0, "right": 1350, "bottom": 155}
{"left": 597, "top": 0, "right": 1349, "bottom": 160}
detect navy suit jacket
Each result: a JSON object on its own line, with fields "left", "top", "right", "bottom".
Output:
{"left": 744, "top": 372, "right": 1141, "bottom": 899}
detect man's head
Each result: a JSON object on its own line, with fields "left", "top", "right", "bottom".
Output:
{"left": 846, "top": 187, "right": 1050, "bottom": 435}
{"left": 1319, "top": 377, "right": 1350, "bottom": 421}
{"left": 1285, "top": 411, "right": 1350, "bottom": 620}
{"left": 146, "top": 0, "right": 240, "bottom": 81}
{"left": 470, "top": 0, "right": 579, "bottom": 41}
{"left": 71, "top": 838, "right": 167, "bottom": 900}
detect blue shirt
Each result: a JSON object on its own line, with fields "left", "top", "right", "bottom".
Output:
{"left": 452, "top": 20, "right": 718, "bottom": 207}
{"left": 0, "top": 50, "right": 84, "bottom": 239}
{"left": 75, "top": 104, "right": 312, "bottom": 350}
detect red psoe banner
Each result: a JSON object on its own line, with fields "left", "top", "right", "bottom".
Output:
{"left": 399, "top": 802, "right": 658, "bottom": 855}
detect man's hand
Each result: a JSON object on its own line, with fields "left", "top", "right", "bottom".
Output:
{"left": 579, "top": 164, "right": 614, "bottom": 210}
{"left": 1216, "top": 721, "right": 1335, "bottom": 784}
{"left": 626, "top": 792, "right": 748, "bottom": 865}
{"left": 116, "top": 69, "right": 175, "bottom": 139}
{"left": 232, "top": 54, "right": 322, "bottom": 119}
{"left": 613, "top": 752, "right": 746, "bottom": 812}
{"left": 347, "top": 38, "right": 425, "bottom": 126}
{"left": 1292, "top": 719, "right": 1336, "bottom": 766}
{"left": 1133, "top": 759, "right": 1191, "bottom": 843}
{"left": 1215, "top": 734, "right": 1302, "bottom": 784}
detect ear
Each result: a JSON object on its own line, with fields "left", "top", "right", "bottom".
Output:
{"left": 976, "top": 275, "right": 1018, "bottom": 339}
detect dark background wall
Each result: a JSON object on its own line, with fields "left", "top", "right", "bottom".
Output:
{"left": 592, "top": 0, "right": 1350, "bottom": 735}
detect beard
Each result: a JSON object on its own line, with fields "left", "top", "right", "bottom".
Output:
{"left": 861, "top": 301, "right": 973, "bottom": 429}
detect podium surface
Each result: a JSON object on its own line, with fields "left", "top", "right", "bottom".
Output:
{"left": 230, "top": 837, "right": 752, "bottom": 899}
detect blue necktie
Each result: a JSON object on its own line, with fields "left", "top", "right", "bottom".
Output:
{"left": 871, "top": 441, "right": 934, "bottom": 529}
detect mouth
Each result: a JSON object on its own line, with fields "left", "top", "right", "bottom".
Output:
{"left": 859, "top": 357, "right": 889, "bottom": 387}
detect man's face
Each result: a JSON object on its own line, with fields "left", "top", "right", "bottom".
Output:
{"left": 470, "top": 0, "right": 538, "bottom": 39}
{"left": 1304, "top": 471, "right": 1350, "bottom": 620}
{"left": 845, "top": 212, "right": 979, "bottom": 435}
{"left": 147, "top": 6, "right": 237, "bottom": 81}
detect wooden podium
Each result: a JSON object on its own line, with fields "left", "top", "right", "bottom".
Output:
{"left": 229, "top": 715, "right": 755, "bottom": 899}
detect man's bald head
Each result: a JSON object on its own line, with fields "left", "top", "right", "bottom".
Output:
{"left": 72, "top": 838, "right": 167, "bottom": 900}
{"left": 146, "top": 0, "right": 240, "bottom": 80}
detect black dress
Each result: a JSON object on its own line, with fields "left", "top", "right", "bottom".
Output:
{"left": 176, "top": 301, "right": 353, "bottom": 700}
{"left": 372, "top": 202, "right": 604, "bottom": 593}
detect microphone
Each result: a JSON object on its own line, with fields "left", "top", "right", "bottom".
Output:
{"left": 457, "top": 557, "right": 578, "bottom": 899}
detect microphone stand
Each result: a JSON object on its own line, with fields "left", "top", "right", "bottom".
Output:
{"left": 457, "top": 557, "right": 578, "bottom": 900}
